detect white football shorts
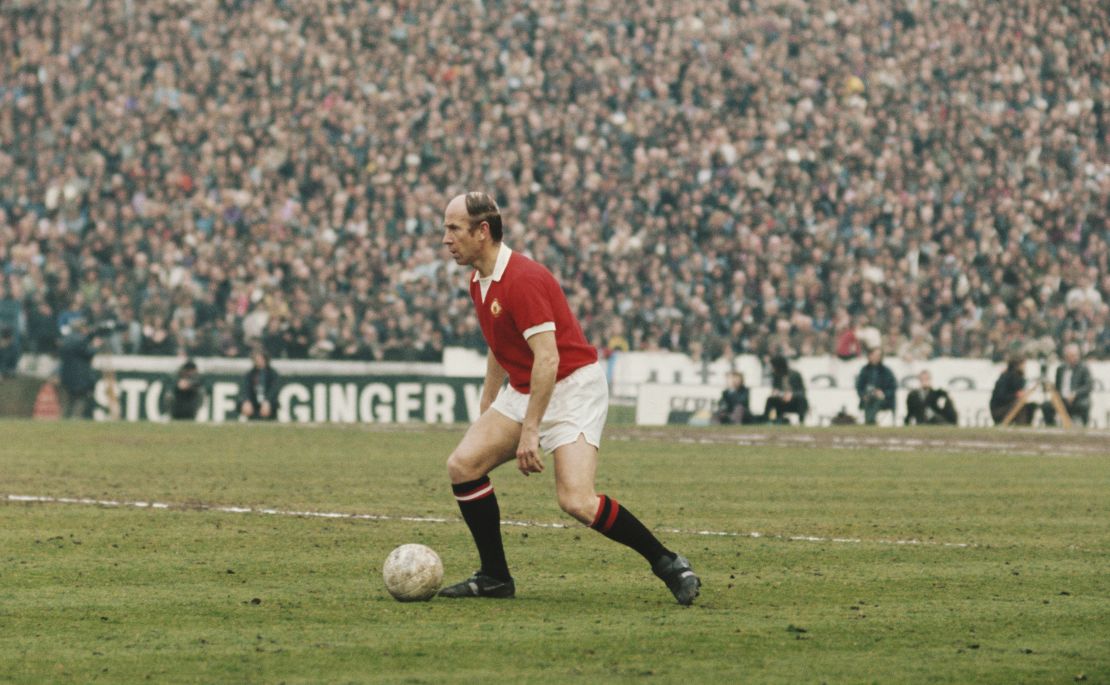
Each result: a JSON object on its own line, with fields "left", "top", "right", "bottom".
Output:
{"left": 490, "top": 361, "right": 609, "bottom": 453}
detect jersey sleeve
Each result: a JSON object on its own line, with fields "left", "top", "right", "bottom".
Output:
{"left": 509, "top": 272, "right": 557, "bottom": 339}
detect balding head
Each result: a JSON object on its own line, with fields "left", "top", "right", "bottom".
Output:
{"left": 446, "top": 192, "right": 502, "bottom": 242}
{"left": 443, "top": 192, "right": 504, "bottom": 274}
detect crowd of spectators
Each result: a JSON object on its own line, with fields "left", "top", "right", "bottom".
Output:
{"left": 1, "top": 0, "right": 1107, "bottom": 367}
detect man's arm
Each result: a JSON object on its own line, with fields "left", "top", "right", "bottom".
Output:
{"left": 517, "top": 331, "right": 558, "bottom": 476}
{"left": 738, "top": 387, "right": 750, "bottom": 410}
{"left": 479, "top": 351, "right": 509, "bottom": 415}
{"left": 239, "top": 372, "right": 255, "bottom": 409}
{"left": 882, "top": 367, "right": 897, "bottom": 407}
{"left": 936, "top": 389, "right": 958, "bottom": 423}
{"left": 1073, "top": 365, "right": 1094, "bottom": 401}
{"left": 264, "top": 369, "right": 281, "bottom": 405}
{"left": 84, "top": 336, "right": 102, "bottom": 360}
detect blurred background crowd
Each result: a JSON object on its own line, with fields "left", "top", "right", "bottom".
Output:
{"left": 1, "top": 0, "right": 1107, "bottom": 368}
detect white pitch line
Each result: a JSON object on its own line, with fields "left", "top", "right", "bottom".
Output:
{"left": 4, "top": 494, "right": 974, "bottom": 549}
{"left": 610, "top": 430, "right": 1110, "bottom": 458}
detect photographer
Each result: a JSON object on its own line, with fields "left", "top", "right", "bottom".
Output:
{"left": 761, "top": 355, "right": 808, "bottom": 424}
{"left": 165, "top": 359, "right": 205, "bottom": 420}
{"left": 990, "top": 355, "right": 1036, "bottom": 425}
{"left": 1042, "top": 344, "right": 1093, "bottom": 426}
{"left": 58, "top": 318, "right": 102, "bottom": 419}
{"left": 856, "top": 347, "right": 897, "bottom": 425}
{"left": 904, "top": 370, "right": 958, "bottom": 425}
{"left": 713, "top": 371, "right": 752, "bottom": 425}
{"left": 238, "top": 349, "right": 280, "bottom": 420}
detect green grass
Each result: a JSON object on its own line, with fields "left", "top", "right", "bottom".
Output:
{"left": 1, "top": 421, "right": 1108, "bottom": 684}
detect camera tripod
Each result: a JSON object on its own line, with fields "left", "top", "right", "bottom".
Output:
{"left": 1000, "top": 379, "right": 1072, "bottom": 428}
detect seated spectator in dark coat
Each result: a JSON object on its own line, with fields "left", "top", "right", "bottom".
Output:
{"left": 238, "top": 350, "right": 280, "bottom": 420}
{"left": 762, "top": 355, "right": 808, "bottom": 424}
{"left": 1042, "top": 343, "right": 1093, "bottom": 426}
{"left": 165, "top": 359, "right": 205, "bottom": 420}
{"left": 990, "top": 355, "right": 1035, "bottom": 425}
{"left": 714, "top": 371, "right": 752, "bottom": 425}
{"left": 905, "top": 370, "right": 958, "bottom": 425}
{"left": 856, "top": 347, "right": 898, "bottom": 425}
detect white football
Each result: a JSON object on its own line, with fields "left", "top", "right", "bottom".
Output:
{"left": 382, "top": 543, "right": 444, "bottom": 602}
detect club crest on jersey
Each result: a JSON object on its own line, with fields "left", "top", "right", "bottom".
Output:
{"left": 490, "top": 298, "right": 504, "bottom": 317}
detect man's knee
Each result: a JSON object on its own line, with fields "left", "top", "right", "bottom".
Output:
{"left": 557, "top": 489, "right": 598, "bottom": 524}
{"left": 446, "top": 451, "right": 484, "bottom": 484}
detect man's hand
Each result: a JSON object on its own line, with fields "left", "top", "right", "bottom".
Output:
{"left": 479, "top": 352, "right": 508, "bottom": 417}
{"left": 516, "top": 425, "right": 544, "bottom": 476}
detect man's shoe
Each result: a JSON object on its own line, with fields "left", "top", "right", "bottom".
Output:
{"left": 438, "top": 572, "right": 516, "bottom": 599}
{"left": 653, "top": 554, "right": 701, "bottom": 606}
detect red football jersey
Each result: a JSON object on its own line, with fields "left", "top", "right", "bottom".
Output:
{"left": 470, "top": 245, "right": 597, "bottom": 392}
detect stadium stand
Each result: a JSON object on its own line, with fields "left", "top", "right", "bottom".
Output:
{"left": 1, "top": 0, "right": 1107, "bottom": 364}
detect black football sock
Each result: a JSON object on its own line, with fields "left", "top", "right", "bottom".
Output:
{"left": 452, "top": 476, "right": 511, "bottom": 581}
{"left": 590, "top": 494, "right": 674, "bottom": 565}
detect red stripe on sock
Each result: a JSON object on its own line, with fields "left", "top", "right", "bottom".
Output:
{"left": 455, "top": 482, "right": 494, "bottom": 501}
{"left": 602, "top": 499, "right": 620, "bottom": 533}
{"left": 591, "top": 495, "right": 607, "bottom": 528}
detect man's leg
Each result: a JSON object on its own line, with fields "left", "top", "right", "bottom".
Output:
{"left": 553, "top": 435, "right": 700, "bottom": 605}
{"left": 62, "top": 388, "right": 78, "bottom": 419}
{"left": 1071, "top": 400, "right": 1089, "bottom": 426}
{"left": 66, "top": 391, "right": 91, "bottom": 420}
{"left": 1041, "top": 401, "right": 1056, "bottom": 426}
{"left": 439, "top": 409, "right": 520, "bottom": 598}
{"left": 906, "top": 392, "right": 924, "bottom": 425}
{"left": 786, "top": 398, "right": 807, "bottom": 424}
{"left": 939, "top": 401, "right": 958, "bottom": 425}
{"left": 762, "top": 397, "right": 781, "bottom": 423}
{"left": 1017, "top": 403, "right": 1036, "bottom": 425}
{"left": 77, "top": 393, "right": 94, "bottom": 419}
{"left": 863, "top": 397, "right": 879, "bottom": 425}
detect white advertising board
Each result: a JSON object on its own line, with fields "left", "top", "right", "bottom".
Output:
{"left": 628, "top": 355, "right": 1110, "bottom": 428}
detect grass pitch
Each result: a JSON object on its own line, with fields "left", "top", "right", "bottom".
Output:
{"left": 1, "top": 420, "right": 1108, "bottom": 684}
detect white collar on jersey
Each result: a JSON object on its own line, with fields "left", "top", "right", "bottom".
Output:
{"left": 472, "top": 242, "right": 512, "bottom": 283}
{"left": 473, "top": 243, "right": 512, "bottom": 303}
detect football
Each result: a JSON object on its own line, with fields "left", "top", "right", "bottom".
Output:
{"left": 382, "top": 543, "right": 444, "bottom": 602}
